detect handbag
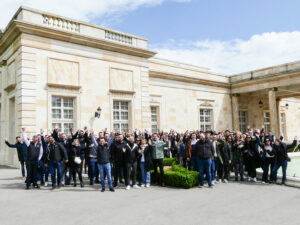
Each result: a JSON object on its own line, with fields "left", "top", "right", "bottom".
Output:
{"left": 74, "top": 148, "right": 82, "bottom": 165}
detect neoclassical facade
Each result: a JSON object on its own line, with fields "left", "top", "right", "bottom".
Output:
{"left": 1, "top": 7, "right": 300, "bottom": 166}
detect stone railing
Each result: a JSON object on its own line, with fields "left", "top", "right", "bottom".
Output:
{"left": 42, "top": 14, "right": 80, "bottom": 33}
{"left": 12, "top": 7, "right": 148, "bottom": 49}
{"left": 105, "top": 30, "right": 133, "bottom": 45}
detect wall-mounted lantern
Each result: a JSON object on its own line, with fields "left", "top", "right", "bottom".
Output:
{"left": 95, "top": 107, "right": 102, "bottom": 118}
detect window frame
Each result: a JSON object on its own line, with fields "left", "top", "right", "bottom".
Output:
{"left": 51, "top": 96, "right": 75, "bottom": 135}
{"left": 199, "top": 108, "right": 213, "bottom": 131}
{"left": 112, "top": 100, "right": 130, "bottom": 133}
{"left": 239, "top": 110, "right": 248, "bottom": 133}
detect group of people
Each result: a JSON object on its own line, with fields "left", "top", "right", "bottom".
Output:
{"left": 4, "top": 126, "right": 298, "bottom": 191}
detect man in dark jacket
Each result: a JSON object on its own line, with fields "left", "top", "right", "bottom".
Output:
{"left": 91, "top": 134, "right": 114, "bottom": 192}
{"left": 21, "top": 128, "right": 43, "bottom": 189}
{"left": 271, "top": 137, "right": 297, "bottom": 184}
{"left": 195, "top": 133, "right": 214, "bottom": 188}
{"left": 110, "top": 133, "right": 127, "bottom": 187}
{"left": 124, "top": 136, "right": 140, "bottom": 190}
{"left": 4, "top": 136, "right": 27, "bottom": 179}
{"left": 44, "top": 136, "right": 68, "bottom": 189}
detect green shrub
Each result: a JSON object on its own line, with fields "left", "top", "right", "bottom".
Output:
{"left": 151, "top": 160, "right": 199, "bottom": 188}
{"left": 163, "top": 158, "right": 176, "bottom": 166}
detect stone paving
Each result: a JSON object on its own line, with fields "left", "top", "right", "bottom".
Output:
{"left": 0, "top": 166, "right": 299, "bottom": 225}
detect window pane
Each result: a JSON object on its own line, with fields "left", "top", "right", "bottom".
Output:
{"left": 113, "top": 102, "right": 119, "bottom": 110}
{"left": 63, "top": 109, "right": 73, "bottom": 119}
{"left": 63, "top": 123, "right": 73, "bottom": 134}
{"left": 63, "top": 98, "right": 73, "bottom": 107}
{"left": 152, "top": 125, "right": 157, "bottom": 132}
{"left": 113, "top": 111, "right": 119, "bottom": 120}
{"left": 151, "top": 115, "right": 157, "bottom": 122}
{"left": 52, "top": 97, "right": 61, "bottom": 107}
{"left": 151, "top": 107, "right": 157, "bottom": 114}
{"left": 121, "top": 111, "right": 128, "bottom": 120}
{"left": 121, "top": 102, "right": 128, "bottom": 110}
{"left": 52, "top": 109, "right": 61, "bottom": 119}
{"left": 121, "top": 123, "right": 128, "bottom": 132}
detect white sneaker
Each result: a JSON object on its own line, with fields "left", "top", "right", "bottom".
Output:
{"left": 253, "top": 178, "right": 257, "bottom": 182}
{"left": 126, "top": 185, "right": 131, "bottom": 190}
{"left": 262, "top": 181, "right": 265, "bottom": 184}
{"left": 224, "top": 179, "right": 228, "bottom": 183}
{"left": 44, "top": 182, "right": 48, "bottom": 187}
{"left": 215, "top": 180, "right": 219, "bottom": 184}
{"left": 146, "top": 184, "right": 150, "bottom": 188}
{"left": 133, "top": 185, "right": 140, "bottom": 189}
{"left": 140, "top": 183, "right": 145, "bottom": 188}
{"left": 248, "top": 177, "right": 251, "bottom": 182}
{"left": 61, "top": 181, "right": 65, "bottom": 186}
{"left": 211, "top": 181, "right": 215, "bottom": 186}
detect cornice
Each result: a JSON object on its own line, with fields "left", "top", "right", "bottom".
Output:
{"left": 149, "top": 70, "right": 230, "bottom": 89}
{"left": 0, "top": 20, "right": 156, "bottom": 58}
{"left": 47, "top": 83, "right": 81, "bottom": 91}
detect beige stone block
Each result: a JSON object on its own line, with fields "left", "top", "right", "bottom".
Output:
{"left": 17, "top": 96, "right": 36, "bottom": 104}
{"left": 109, "top": 68, "right": 133, "bottom": 92}
{"left": 17, "top": 110, "right": 36, "bottom": 119}
{"left": 48, "top": 58, "right": 79, "bottom": 86}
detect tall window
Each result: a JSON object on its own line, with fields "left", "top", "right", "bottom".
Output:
{"left": 200, "top": 109, "right": 213, "bottom": 131}
{"left": 52, "top": 97, "right": 74, "bottom": 134}
{"left": 239, "top": 111, "right": 248, "bottom": 133}
{"left": 264, "top": 112, "right": 270, "bottom": 134}
{"left": 280, "top": 112, "right": 286, "bottom": 138}
{"left": 151, "top": 106, "right": 158, "bottom": 133}
{"left": 113, "top": 101, "right": 129, "bottom": 132}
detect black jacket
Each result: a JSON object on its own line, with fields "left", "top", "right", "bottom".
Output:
{"left": 27, "top": 142, "right": 42, "bottom": 162}
{"left": 45, "top": 142, "right": 68, "bottom": 163}
{"left": 5, "top": 141, "right": 27, "bottom": 162}
{"left": 124, "top": 142, "right": 139, "bottom": 164}
{"left": 111, "top": 140, "right": 127, "bottom": 162}
{"left": 70, "top": 146, "right": 84, "bottom": 164}
{"left": 274, "top": 140, "right": 297, "bottom": 163}
{"left": 97, "top": 144, "right": 110, "bottom": 164}
{"left": 220, "top": 142, "right": 232, "bottom": 165}
{"left": 195, "top": 139, "right": 214, "bottom": 159}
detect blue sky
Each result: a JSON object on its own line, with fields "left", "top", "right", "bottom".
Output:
{"left": 2, "top": 0, "right": 300, "bottom": 74}
{"left": 107, "top": 0, "right": 300, "bottom": 44}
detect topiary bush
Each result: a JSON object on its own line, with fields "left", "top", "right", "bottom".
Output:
{"left": 163, "top": 158, "right": 176, "bottom": 166}
{"left": 151, "top": 159, "right": 199, "bottom": 188}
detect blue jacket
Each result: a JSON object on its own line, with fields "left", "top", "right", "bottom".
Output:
{"left": 5, "top": 141, "right": 28, "bottom": 161}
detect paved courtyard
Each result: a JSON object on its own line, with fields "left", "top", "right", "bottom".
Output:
{"left": 0, "top": 166, "right": 299, "bottom": 225}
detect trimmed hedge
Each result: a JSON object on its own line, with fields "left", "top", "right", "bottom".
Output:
{"left": 163, "top": 158, "right": 176, "bottom": 166}
{"left": 151, "top": 159, "right": 199, "bottom": 189}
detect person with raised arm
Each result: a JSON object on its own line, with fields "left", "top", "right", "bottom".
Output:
{"left": 91, "top": 130, "right": 114, "bottom": 192}
{"left": 150, "top": 133, "right": 166, "bottom": 187}
{"left": 4, "top": 135, "right": 28, "bottom": 180}
{"left": 271, "top": 136, "right": 297, "bottom": 185}
{"left": 21, "top": 128, "right": 43, "bottom": 189}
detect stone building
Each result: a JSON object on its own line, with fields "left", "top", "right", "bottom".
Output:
{"left": 0, "top": 7, "right": 300, "bottom": 166}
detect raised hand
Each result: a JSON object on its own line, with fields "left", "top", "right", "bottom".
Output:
{"left": 4, "top": 137, "right": 8, "bottom": 142}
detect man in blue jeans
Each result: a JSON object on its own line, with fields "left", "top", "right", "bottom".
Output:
{"left": 195, "top": 133, "right": 215, "bottom": 188}
{"left": 91, "top": 131, "right": 114, "bottom": 192}
{"left": 44, "top": 136, "right": 68, "bottom": 189}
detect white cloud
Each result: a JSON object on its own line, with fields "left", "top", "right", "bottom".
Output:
{"left": 152, "top": 31, "right": 300, "bottom": 75}
{"left": 0, "top": 0, "right": 191, "bottom": 29}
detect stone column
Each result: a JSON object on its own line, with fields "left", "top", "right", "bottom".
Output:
{"left": 231, "top": 94, "right": 240, "bottom": 131}
{"left": 268, "top": 88, "right": 279, "bottom": 137}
